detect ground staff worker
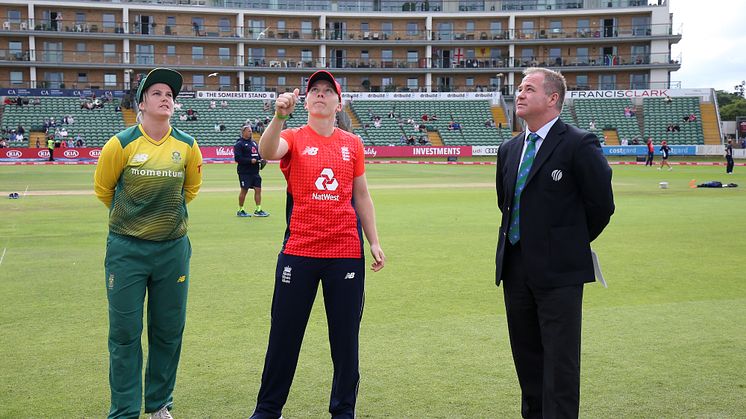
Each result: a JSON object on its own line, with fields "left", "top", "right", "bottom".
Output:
{"left": 249, "top": 70, "right": 385, "bottom": 419}
{"left": 94, "top": 68, "right": 202, "bottom": 419}
{"left": 47, "top": 137, "right": 55, "bottom": 161}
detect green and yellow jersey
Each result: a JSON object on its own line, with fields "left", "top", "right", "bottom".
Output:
{"left": 94, "top": 124, "right": 203, "bottom": 241}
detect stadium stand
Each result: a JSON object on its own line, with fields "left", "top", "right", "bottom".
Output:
{"left": 573, "top": 98, "right": 641, "bottom": 144}
{"left": 642, "top": 97, "right": 704, "bottom": 144}
{"left": 349, "top": 100, "right": 511, "bottom": 146}
{"left": 2, "top": 97, "right": 125, "bottom": 147}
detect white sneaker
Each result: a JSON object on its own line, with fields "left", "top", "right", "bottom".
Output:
{"left": 150, "top": 406, "right": 173, "bottom": 419}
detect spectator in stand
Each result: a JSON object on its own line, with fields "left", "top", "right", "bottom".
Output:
{"left": 421, "top": 113, "right": 429, "bottom": 122}
{"left": 589, "top": 119, "right": 596, "bottom": 130}
{"left": 67, "top": 138, "right": 75, "bottom": 148}
{"left": 687, "top": 113, "right": 697, "bottom": 122}
{"left": 209, "top": 100, "right": 216, "bottom": 109}
{"left": 59, "top": 127, "right": 68, "bottom": 139}
{"left": 15, "top": 132, "right": 24, "bottom": 142}
{"left": 621, "top": 138, "right": 628, "bottom": 146}
{"left": 179, "top": 113, "right": 188, "bottom": 121}
{"left": 17, "top": 125, "right": 25, "bottom": 136}
{"left": 629, "top": 106, "right": 636, "bottom": 117}
{"left": 624, "top": 106, "right": 631, "bottom": 117}
{"left": 418, "top": 135, "right": 430, "bottom": 145}
{"left": 663, "top": 95, "right": 672, "bottom": 104}
{"left": 741, "top": 138, "right": 746, "bottom": 149}
{"left": 35, "top": 139, "right": 41, "bottom": 148}
{"left": 373, "top": 118, "right": 381, "bottom": 128}
{"left": 0, "top": 138, "right": 8, "bottom": 148}
{"left": 430, "top": 114, "right": 438, "bottom": 121}
{"left": 75, "top": 134, "right": 85, "bottom": 147}
{"left": 32, "top": 97, "right": 41, "bottom": 105}
{"left": 173, "top": 101, "right": 182, "bottom": 111}
{"left": 3, "top": 97, "right": 11, "bottom": 105}
{"left": 399, "top": 135, "right": 407, "bottom": 145}
{"left": 407, "top": 135, "right": 416, "bottom": 145}
{"left": 214, "top": 122, "right": 222, "bottom": 132}
{"left": 221, "top": 100, "right": 229, "bottom": 109}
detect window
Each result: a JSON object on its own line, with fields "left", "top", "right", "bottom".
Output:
{"left": 277, "top": 76, "right": 286, "bottom": 90}
{"left": 249, "top": 76, "right": 265, "bottom": 91}
{"left": 43, "top": 72, "right": 64, "bottom": 89}
{"left": 7, "top": 10, "right": 21, "bottom": 23}
{"left": 249, "top": 48, "right": 265, "bottom": 66}
{"left": 103, "top": 43, "right": 116, "bottom": 58}
{"left": 361, "top": 50, "right": 369, "bottom": 66}
{"left": 407, "top": 22, "right": 418, "bottom": 36}
{"left": 219, "top": 75, "right": 231, "bottom": 89}
{"left": 277, "top": 20, "right": 286, "bottom": 32}
{"left": 630, "top": 73, "right": 648, "bottom": 90}
{"left": 521, "top": 21, "right": 534, "bottom": 38}
{"left": 549, "top": 47, "right": 562, "bottom": 65}
{"left": 192, "top": 46, "right": 204, "bottom": 61}
{"left": 76, "top": 42, "right": 86, "bottom": 53}
{"left": 301, "top": 21, "right": 312, "bottom": 36}
{"left": 249, "top": 19, "right": 264, "bottom": 35}
{"left": 577, "top": 19, "right": 590, "bottom": 36}
{"left": 599, "top": 74, "right": 616, "bottom": 90}
{"left": 78, "top": 72, "right": 88, "bottom": 84}
{"left": 193, "top": 74, "right": 205, "bottom": 89}
{"left": 381, "top": 49, "right": 393, "bottom": 66}
{"left": 407, "top": 50, "right": 418, "bottom": 66}
{"left": 166, "top": 45, "right": 176, "bottom": 56}
{"left": 466, "top": 21, "right": 475, "bottom": 33}
{"left": 277, "top": 48, "right": 286, "bottom": 59}
{"left": 437, "top": 22, "right": 453, "bottom": 40}
{"left": 466, "top": 77, "right": 474, "bottom": 87}
{"left": 104, "top": 73, "right": 117, "bottom": 87}
{"left": 218, "top": 47, "right": 231, "bottom": 63}
{"left": 407, "top": 78, "right": 418, "bottom": 91}
{"left": 136, "top": 44, "right": 154, "bottom": 65}
{"left": 521, "top": 48, "right": 534, "bottom": 66}
{"left": 549, "top": 20, "right": 562, "bottom": 35}
{"left": 575, "top": 74, "right": 589, "bottom": 89}
{"left": 575, "top": 47, "right": 589, "bottom": 65}
{"left": 382, "top": 77, "right": 393, "bottom": 88}
{"left": 361, "top": 22, "right": 369, "bottom": 32}
{"left": 9, "top": 71, "right": 23, "bottom": 86}
{"left": 219, "top": 18, "right": 230, "bottom": 33}
{"left": 75, "top": 13, "right": 85, "bottom": 24}
{"left": 9, "top": 41, "right": 22, "bottom": 56}
{"left": 631, "top": 45, "right": 650, "bottom": 64}
{"left": 632, "top": 16, "right": 650, "bottom": 36}
{"left": 300, "top": 49, "right": 312, "bottom": 64}
{"left": 381, "top": 21, "right": 393, "bottom": 36}
{"left": 490, "top": 21, "right": 503, "bottom": 38}
{"left": 102, "top": 14, "right": 115, "bottom": 30}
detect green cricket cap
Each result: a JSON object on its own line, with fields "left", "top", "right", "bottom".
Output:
{"left": 136, "top": 68, "right": 183, "bottom": 103}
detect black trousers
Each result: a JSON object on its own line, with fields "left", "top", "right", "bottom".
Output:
{"left": 502, "top": 242, "right": 584, "bottom": 419}
{"left": 726, "top": 156, "right": 734, "bottom": 173}
{"left": 251, "top": 253, "right": 365, "bottom": 419}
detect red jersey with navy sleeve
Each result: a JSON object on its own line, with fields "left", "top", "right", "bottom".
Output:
{"left": 279, "top": 125, "right": 366, "bottom": 258}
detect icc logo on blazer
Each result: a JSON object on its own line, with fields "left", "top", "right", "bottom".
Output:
{"left": 551, "top": 169, "right": 563, "bottom": 181}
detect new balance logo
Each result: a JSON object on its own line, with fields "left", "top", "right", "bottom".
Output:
{"left": 302, "top": 146, "right": 319, "bottom": 156}
{"left": 344, "top": 272, "right": 355, "bottom": 280}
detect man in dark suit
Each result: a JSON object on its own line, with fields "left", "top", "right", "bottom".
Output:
{"left": 495, "top": 67, "right": 615, "bottom": 418}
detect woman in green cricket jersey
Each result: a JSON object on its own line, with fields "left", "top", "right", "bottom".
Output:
{"left": 94, "top": 68, "right": 202, "bottom": 419}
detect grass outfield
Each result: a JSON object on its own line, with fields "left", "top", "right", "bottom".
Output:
{"left": 0, "top": 162, "right": 744, "bottom": 418}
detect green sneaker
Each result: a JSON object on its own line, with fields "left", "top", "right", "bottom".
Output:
{"left": 237, "top": 209, "right": 251, "bottom": 217}
{"left": 253, "top": 210, "right": 270, "bottom": 217}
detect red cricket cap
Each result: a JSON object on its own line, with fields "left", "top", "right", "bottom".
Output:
{"left": 306, "top": 70, "right": 342, "bottom": 101}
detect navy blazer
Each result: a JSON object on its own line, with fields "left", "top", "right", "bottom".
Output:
{"left": 495, "top": 118, "right": 615, "bottom": 288}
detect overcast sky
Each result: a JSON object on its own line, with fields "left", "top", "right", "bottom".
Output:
{"left": 669, "top": 0, "right": 746, "bottom": 92}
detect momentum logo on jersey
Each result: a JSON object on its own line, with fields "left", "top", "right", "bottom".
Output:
{"left": 129, "top": 168, "right": 184, "bottom": 178}
{"left": 313, "top": 168, "right": 340, "bottom": 201}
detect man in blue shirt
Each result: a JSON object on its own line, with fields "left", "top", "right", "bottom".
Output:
{"left": 234, "top": 124, "right": 269, "bottom": 217}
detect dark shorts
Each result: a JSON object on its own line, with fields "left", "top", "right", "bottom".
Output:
{"left": 239, "top": 173, "right": 262, "bottom": 189}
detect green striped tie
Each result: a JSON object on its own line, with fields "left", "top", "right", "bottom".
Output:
{"left": 508, "top": 133, "right": 540, "bottom": 245}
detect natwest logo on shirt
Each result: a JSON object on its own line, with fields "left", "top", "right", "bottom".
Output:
{"left": 313, "top": 168, "right": 340, "bottom": 201}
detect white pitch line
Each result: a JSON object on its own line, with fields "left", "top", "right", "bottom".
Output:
{"left": 0, "top": 247, "right": 6, "bottom": 266}
{"left": 23, "top": 185, "right": 29, "bottom": 197}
